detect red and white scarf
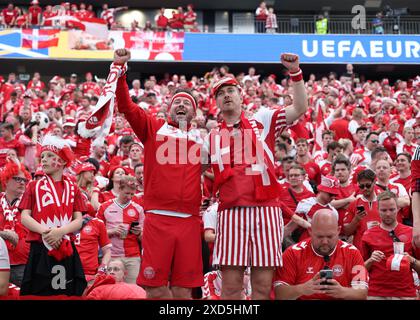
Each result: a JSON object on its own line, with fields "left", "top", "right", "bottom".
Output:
{"left": 209, "top": 112, "right": 280, "bottom": 201}
{"left": 35, "top": 175, "right": 75, "bottom": 253}
{"left": 0, "top": 193, "right": 22, "bottom": 251}
{"left": 78, "top": 62, "right": 127, "bottom": 147}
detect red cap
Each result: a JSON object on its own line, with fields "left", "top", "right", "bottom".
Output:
{"left": 75, "top": 162, "right": 96, "bottom": 175}
{"left": 317, "top": 175, "right": 340, "bottom": 195}
{"left": 107, "top": 166, "right": 128, "bottom": 179}
{"left": 211, "top": 76, "right": 241, "bottom": 96}
{"left": 63, "top": 117, "right": 76, "bottom": 127}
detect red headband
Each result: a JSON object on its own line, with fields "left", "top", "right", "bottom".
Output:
{"left": 170, "top": 92, "right": 197, "bottom": 110}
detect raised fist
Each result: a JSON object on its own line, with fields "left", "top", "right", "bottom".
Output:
{"left": 281, "top": 53, "right": 300, "bottom": 73}
{"left": 114, "top": 49, "right": 131, "bottom": 65}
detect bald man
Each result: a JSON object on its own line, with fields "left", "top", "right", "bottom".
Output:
{"left": 273, "top": 209, "right": 368, "bottom": 300}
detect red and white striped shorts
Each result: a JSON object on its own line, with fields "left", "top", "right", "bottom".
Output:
{"left": 213, "top": 206, "right": 284, "bottom": 267}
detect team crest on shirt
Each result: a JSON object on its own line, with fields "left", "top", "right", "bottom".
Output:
{"left": 83, "top": 225, "right": 92, "bottom": 234}
{"left": 127, "top": 209, "right": 136, "bottom": 217}
{"left": 332, "top": 264, "right": 343, "bottom": 277}
{"left": 144, "top": 266, "right": 155, "bottom": 279}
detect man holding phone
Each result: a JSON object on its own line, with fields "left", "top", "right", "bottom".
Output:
{"left": 274, "top": 209, "right": 368, "bottom": 300}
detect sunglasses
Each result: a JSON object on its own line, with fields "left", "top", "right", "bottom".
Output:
{"left": 12, "top": 176, "right": 29, "bottom": 184}
{"left": 371, "top": 140, "right": 379, "bottom": 143}
{"left": 358, "top": 183, "right": 372, "bottom": 189}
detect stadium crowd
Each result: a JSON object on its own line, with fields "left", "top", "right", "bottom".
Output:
{"left": 0, "top": 47, "right": 420, "bottom": 299}
{"left": 0, "top": 1, "right": 200, "bottom": 32}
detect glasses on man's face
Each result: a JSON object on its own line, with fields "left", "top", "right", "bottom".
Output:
{"left": 12, "top": 176, "right": 28, "bottom": 184}
{"left": 371, "top": 140, "right": 379, "bottom": 144}
{"left": 358, "top": 183, "right": 372, "bottom": 189}
{"left": 107, "top": 267, "right": 121, "bottom": 272}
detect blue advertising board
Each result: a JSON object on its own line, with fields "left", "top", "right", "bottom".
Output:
{"left": 183, "top": 33, "right": 420, "bottom": 64}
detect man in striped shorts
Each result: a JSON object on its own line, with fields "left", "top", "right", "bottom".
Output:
{"left": 204, "top": 53, "right": 308, "bottom": 299}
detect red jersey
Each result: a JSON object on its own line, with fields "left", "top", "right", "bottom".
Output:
{"left": 329, "top": 118, "right": 353, "bottom": 142}
{"left": 380, "top": 133, "right": 403, "bottom": 161}
{"left": 28, "top": 6, "right": 42, "bottom": 25}
{"left": 301, "top": 161, "right": 321, "bottom": 184}
{"left": 343, "top": 196, "right": 380, "bottom": 250}
{"left": 75, "top": 217, "right": 111, "bottom": 275}
{"left": 273, "top": 239, "right": 368, "bottom": 300}
{"left": 361, "top": 224, "right": 420, "bottom": 297}
{"left": 0, "top": 194, "right": 29, "bottom": 265}
{"left": 318, "top": 160, "right": 332, "bottom": 177}
{"left": 42, "top": 10, "right": 57, "bottom": 27}
{"left": 156, "top": 14, "right": 168, "bottom": 28}
{"left": 184, "top": 11, "right": 197, "bottom": 26}
{"left": 0, "top": 138, "right": 24, "bottom": 167}
{"left": 96, "top": 199, "right": 144, "bottom": 258}
{"left": 81, "top": 81, "right": 101, "bottom": 95}
{"left": 2, "top": 8, "right": 17, "bottom": 25}
{"left": 278, "top": 185, "right": 314, "bottom": 224}
{"left": 335, "top": 184, "right": 356, "bottom": 229}
{"left": 295, "top": 197, "right": 339, "bottom": 241}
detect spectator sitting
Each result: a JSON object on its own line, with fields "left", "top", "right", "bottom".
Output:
{"left": 85, "top": 259, "right": 146, "bottom": 299}
{"left": 274, "top": 209, "right": 368, "bottom": 300}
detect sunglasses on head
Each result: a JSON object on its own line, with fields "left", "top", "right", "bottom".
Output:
{"left": 358, "top": 183, "right": 372, "bottom": 189}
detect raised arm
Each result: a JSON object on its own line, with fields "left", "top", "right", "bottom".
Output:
{"left": 281, "top": 53, "right": 308, "bottom": 124}
{"left": 114, "top": 49, "right": 160, "bottom": 143}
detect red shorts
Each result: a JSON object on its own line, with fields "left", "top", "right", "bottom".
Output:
{"left": 214, "top": 206, "right": 284, "bottom": 267}
{"left": 137, "top": 213, "right": 203, "bottom": 288}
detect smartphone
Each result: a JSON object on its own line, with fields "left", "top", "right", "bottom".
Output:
{"left": 130, "top": 221, "right": 139, "bottom": 229}
{"left": 320, "top": 269, "right": 333, "bottom": 285}
{"left": 356, "top": 205, "right": 365, "bottom": 213}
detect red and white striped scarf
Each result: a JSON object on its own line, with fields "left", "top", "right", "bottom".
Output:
{"left": 209, "top": 112, "right": 280, "bottom": 201}
{"left": 78, "top": 62, "right": 127, "bottom": 147}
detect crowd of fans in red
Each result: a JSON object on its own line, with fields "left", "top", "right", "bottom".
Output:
{"left": 0, "top": 1, "right": 201, "bottom": 32}
{"left": 0, "top": 60, "right": 420, "bottom": 299}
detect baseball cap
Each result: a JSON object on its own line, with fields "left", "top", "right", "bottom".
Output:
{"left": 317, "top": 175, "right": 340, "bottom": 195}
{"left": 75, "top": 162, "right": 96, "bottom": 175}
{"left": 70, "top": 73, "right": 77, "bottom": 78}
{"left": 211, "top": 76, "right": 241, "bottom": 96}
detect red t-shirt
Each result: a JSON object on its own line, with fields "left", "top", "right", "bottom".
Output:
{"left": 75, "top": 218, "right": 111, "bottom": 275}
{"left": 343, "top": 196, "right": 380, "bottom": 250}
{"left": 335, "top": 184, "right": 356, "bottom": 230}
{"left": 0, "top": 196, "right": 30, "bottom": 265}
{"left": 18, "top": 178, "right": 87, "bottom": 242}
{"left": 2, "top": 8, "right": 17, "bottom": 25}
{"left": 330, "top": 118, "right": 353, "bottom": 142}
{"left": 28, "top": 6, "right": 42, "bottom": 25}
{"left": 278, "top": 185, "right": 314, "bottom": 224}
{"left": 0, "top": 138, "right": 24, "bottom": 167}
{"left": 301, "top": 161, "right": 321, "bottom": 185}
{"left": 274, "top": 239, "right": 368, "bottom": 300}
{"left": 361, "top": 224, "right": 420, "bottom": 297}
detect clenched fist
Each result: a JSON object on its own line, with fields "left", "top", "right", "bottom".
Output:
{"left": 281, "top": 53, "right": 300, "bottom": 73}
{"left": 114, "top": 49, "right": 131, "bottom": 65}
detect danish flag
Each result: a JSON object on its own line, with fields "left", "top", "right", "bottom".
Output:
{"left": 21, "top": 29, "right": 60, "bottom": 49}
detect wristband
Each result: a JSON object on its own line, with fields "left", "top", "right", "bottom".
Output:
{"left": 289, "top": 68, "right": 303, "bottom": 82}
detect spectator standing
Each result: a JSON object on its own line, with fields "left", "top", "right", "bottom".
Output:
{"left": 265, "top": 7, "right": 277, "bottom": 33}
{"left": 114, "top": 48, "right": 204, "bottom": 299}
{"left": 96, "top": 175, "right": 144, "bottom": 284}
{"left": 255, "top": 1, "right": 268, "bottom": 33}
{"left": 100, "top": 4, "right": 128, "bottom": 28}
{"left": 372, "top": 12, "right": 384, "bottom": 34}
{"left": 155, "top": 8, "right": 168, "bottom": 31}
{"left": 315, "top": 14, "right": 328, "bottom": 34}
{"left": 28, "top": 0, "right": 42, "bottom": 27}
{"left": 184, "top": 4, "right": 197, "bottom": 32}
{"left": 206, "top": 53, "right": 308, "bottom": 299}
{"left": 19, "top": 135, "right": 87, "bottom": 296}
{"left": 1, "top": 3, "right": 17, "bottom": 28}
{"left": 362, "top": 191, "right": 420, "bottom": 299}
{"left": 0, "top": 160, "right": 31, "bottom": 286}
